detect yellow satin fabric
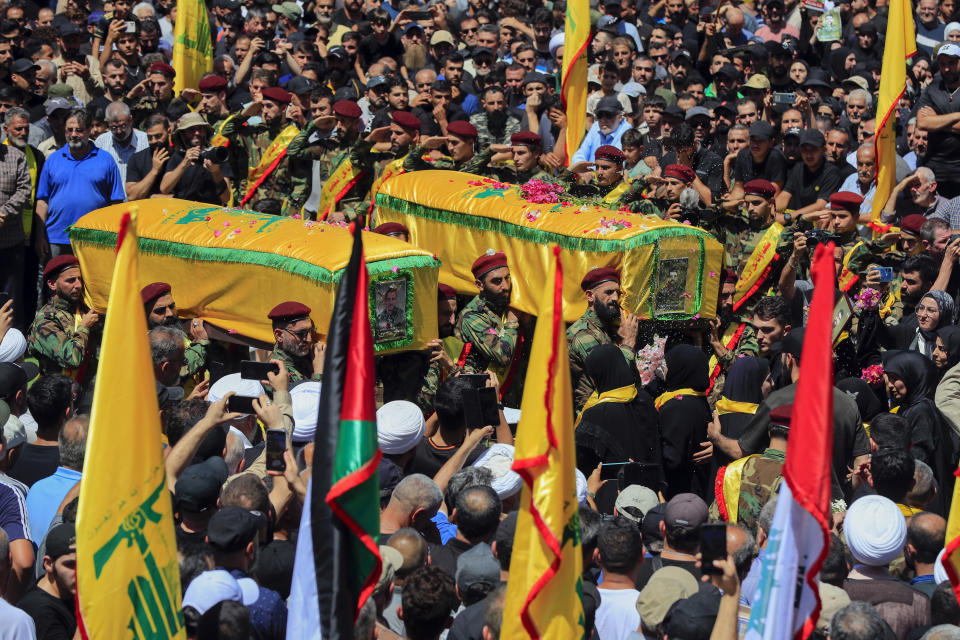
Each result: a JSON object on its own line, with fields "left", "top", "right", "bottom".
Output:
{"left": 655, "top": 388, "right": 706, "bottom": 410}
{"left": 733, "top": 221, "right": 783, "bottom": 306}
{"left": 715, "top": 397, "right": 759, "bottom": 415}
{"left": 574, "top": 384, "right": 638, "bottom": 428}
{"left": 721, "top": 454, "right": 757, "bottom": 523}
{"left": 70, "top": 200, "right": 440, "bottom": 353}
{"left": 375, "top": 171, "right": 723, "bottom": 322}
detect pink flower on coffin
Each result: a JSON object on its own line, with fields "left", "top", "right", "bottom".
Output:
{"left": 708, "top": 271, "right": 716, "bottom": 277}
{"left": 204, "top": 216, "right": 211, "bottom": 221}
{"left": 391, "top": 266, "right": 399, "bottom": 273}
{"left": 213, "top": 230, "right": 222, "bottom": 237}
{"left": 223, "top": 221, "right": 230, "bottom": 227}
{"left": 292, "top": 213, "right": 302, "bottom": 220}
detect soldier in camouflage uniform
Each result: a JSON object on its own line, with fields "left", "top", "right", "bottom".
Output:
{"left": 267, "top": 301, "right": 323, "bottom": 388}
{"left": 706, "top": 271, "right": 760, "bottom": 404}
{"left": 560, "top": 145, "right": 633, "bottom": 205}
{"left": 402, "top": 120, "right": 497, "bottom": 176}
{"left": 416, "top": 284, "right": 461, "bottom": 415}
{"left": 709, "top": 403, "right": 789, "bottom": 535}
{"left": 618, "top": 163, "right": 699, "bottom": 217}
{"left": 219, "top": 87, "right": 308, "bottom": 215}
{"left": 27, "top": 256, "right": 101, "bottom": 388}
{"left": 141, "top": 282, "right": 208, "bottom": 380}
{"left": 507, "top": 131, "right": 553, "bottom": 184}
{"left": 455, "top": 250, "right": 529, "bottom": 406}
{"left": 124, "top": 62, "right": 191, "bottom": 127}
{"left": 825, "top": 191, "right": 900, "bottom": 294}
{"left": 567, "top": 268, "right": 639, "bottom": 414}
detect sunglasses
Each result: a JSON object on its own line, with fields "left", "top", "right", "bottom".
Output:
{"left": 283, "top": 326, "right": 314, "bottom": 340}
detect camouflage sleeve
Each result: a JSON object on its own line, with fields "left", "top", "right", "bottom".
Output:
{"left": 219, "top": 111, "right": 248, "bottom": 140}
{"left": 416, "top": 360, "right": 443, "bottom": 415}
{"left": 461, "top": 148, "right": 495, "bottom": 176}
{"left": 31, "top": 320, "right": 90, "bottom": 368}
{"left": 614, "top": 179, "right": 646, "bottom": 206}
{"left": 402, "top": 145, "right": 431, "bottom": 172}
{"left": 459, "top": 312, "right": 518, "bottom": 369}
{"left": 349, "top": 140, "right": 377, "bottom": 172}
{"left": 183, "top": 340, "right": 208, "bottom": 377}
{"left": 619, "top": 344, "right": 636, "bottom": 366}
{"left": 733, "top": 324, "right": 759, "bottom": 357}
{"left": 285, "top": 123, "right": 319, "bottom": 161}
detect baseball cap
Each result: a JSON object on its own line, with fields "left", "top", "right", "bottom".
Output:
{"left": 842, "top": 75, "right": 870, "bottom": 92}
{"left": 175, "top": 460, "right": 227, "bottom": 513}
{"left": 58, "top": 22, "right": 85, "bottom": 37}
{"left": 685, "top": 106, "right": 711, "bottom": 121}
{"left": 743, "top": 74, "right": 771, "bottom": 90}
{"left": 182, "top": 570, "right": 258, "bottom": 614}
{"left": 271, "top": 2, "right": 302, "bottom": 21}
{"left": 939, "top": 42, "right": 960, "bottom": 59}
{"left": 11, "top": 59, "right": 39, "bottom": 75}
{"left": 620, "top": 81, "right": 646, "bottom": 98}
{"left": 46, "top": 522, "right": 77, "bottom": 560}
{"left": 377, "top": 545, "right": 403, "bottom": 593}
{"left": 0, "top": 362, "right": 28, "bottom": 401}
{"left": 671, "top": 49, "right": 693, "bottom": 64}
{"left": 455, "top": 542, "right": 500, "bottom": 595}
{"left": 799, "top": 128, "right": 825, "bottom": 147}
{"left": 430, "top": 30, "right": 455, "bottom": 46}
{"left": 641, "top": 502, "right": 667, "bottom": 547}
{"left": 44, "top": 97, "right": 75, "bottom": 116}
{"left": 749, "top": 121, "right": 774, "bottom": 141}
{"left": 47, "top": 83, "right": 75, "bottom": 99}
{"left": 596, "top": 95, "right": 624, "bottom": 114}
{"left": 404, "top": 21, "right": 425, "bottom": 34}
{"left": 664, "top": 493, "right": 708, "bottom": 534}
{"left": 715, "top": 63, "right": 741, "bottom": 80}
{"left": 783, "top": 127, "right": 802, "bottom": 140}
{"left": 206, "top": 506, "right": 266, "bottom": 553}
{"left": 285, "top": 76, "right": 315, "bottom": 95}
{"left": 326, "top": 45, "right": 349, "bottom": 60}
{"left": 366, "top": 74, "right": 388, "bottom": 89}
{"left": 615, "top": 485, "right": 659, "bottom": 524}
{"left": 636, "top": 566, "right": 700, "bottom": 627}
{"left": 2, "top": 412, "right": 25, "bottom": 450}
{"left": 662, "top": 589, "right": 722, "bottom": 640}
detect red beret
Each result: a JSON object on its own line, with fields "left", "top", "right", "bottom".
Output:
{"left": 261, "top": 86, "right": 292, "bottom": 105}
{"left": 198, "top": 75, "right": 228, "bottom": 92}
{"left": 594, "top": 144, "right": 624, "bottom": 163}
{"left": 829, "top": 191, "right": 864, "bottom": 214}
{"left": 373, "top": 222, "right": 409, "bottom": 238}
{"left": 580, "top": 267, "right": 621, "bottom": 291}
{"left": 471, "top": 251, "right": 508, "bottom": 279}
{"left": 900, "top": 214, "right": 926, "bottom": 235}
{"left": 743, "top": 179, "right": 776, "bottom": 199}
{"left": 511, "top": 131, "right": 542, "bottom": 146}
{"left": 140, "top": 282, "right": 172, "bottom": 305}
{"left": 664, "top": 164, "right": 696, "bottom": 183}
{"left": 721, "top": 268, "right": 738, "bottom": 284}
{"left": 447, "top": 120, "right": 478, "bottom": 139}
{"left": 268, "top": 301, "right": 312, "bottom": 321}
{"left": 768, "top": 403, "right": 793, "bottom": 429}
{"left": 148, "top": 62, "right": 176, "bottom": 78}
{"left": 437, "top": 283, "right": 457, "bottom": 301}
{"left": 42, "top": 255, "right": 79, "bottom": 281}
{"left": 391, "top": 110, "right": 421, "bottom": 131}
{"left": 333, "top": 100, "right": 361, "bottom": 118}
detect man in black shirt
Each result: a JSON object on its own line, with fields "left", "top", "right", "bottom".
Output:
{"left": 125, "top": 113, "right": 171, "bottom": 201}
{"left": 159, "top": 113, "right": 232, "bottom": 205}
{"left": 776, "top": 129, "right": 842, "bottom": 216}
{"left": 729, "top": 121, "right": 788, "bottom": 200}
{"left": 917, "top": 42, "right": 960, "bottom": 198}
{"left": 17, "top": 522, "right": 77, "bottom": 640}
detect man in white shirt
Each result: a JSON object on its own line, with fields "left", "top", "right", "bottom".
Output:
{"left": 0, "top": 528, "right": 37, "bottom": 640}
{"left": 595, "top": 518, "right": 644, "bottom": 640}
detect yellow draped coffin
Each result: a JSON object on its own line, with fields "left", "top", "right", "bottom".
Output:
{"left": 375, "top": 171, "right": 723, "bottom": 322}
{"left": 69, "top": 200, "right": 441, "bottom": 353}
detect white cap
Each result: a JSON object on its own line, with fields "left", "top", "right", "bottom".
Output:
{"left": 208, "top": 373, "right": 264, "bottom": 416}
{"left": 0, "top": 328, "right": 26, "bottom": 363}
{"left": 472, "top": 444, "right": 522, "bottom": 499}
{"left": 182, "top": 570, "right": 257, "bottom": 614}
{"left": 291, "top": 381, "right": 321, "bottom": 443}
{"left": 2, "top": 414, "right": 26, "bottom": 450}
{"left": 376, "top": 400, "right": 425, "bottom": 455}
{"left": 939, "top": 42, "right": 960, "bottom": 58}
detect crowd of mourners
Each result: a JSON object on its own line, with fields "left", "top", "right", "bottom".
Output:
{"left": 8, "top": 0, "right": 960, "bottom": 638}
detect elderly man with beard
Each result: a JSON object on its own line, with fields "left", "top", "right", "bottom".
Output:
{"left": 141, "top": 282, "right": 209, "bottom": 381}
{"left": 567, "top": 268, "right": 639, "bottom": 413}
{"left": 570, "top": 95, "right": 632, "bottom": 165}
{"left": 34, "top": 109, "right": 124, "bottom": 263}
{"left": 0, "top": 110, "right": 31, "bottom": 329}
{"left": 27, "top": 256, "right": 100, "bottom": 385}
{"left": 267, "top": 301, "right": 324, "bottom": 386}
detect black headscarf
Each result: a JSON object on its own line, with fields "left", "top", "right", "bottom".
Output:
{"left": 937, "top": 326, "right": 960, "bottom": 372}
{"left": 664, "top": 344, "right": 710, "bottom": 392}
{"left": 575, "top": 344, "right": 661, "bottom": 476}
{"left": 883, "top": 349, "right": 938, "bottom": 408}
{"left": 828, "top": 46, "right": 853, "bottom": 82}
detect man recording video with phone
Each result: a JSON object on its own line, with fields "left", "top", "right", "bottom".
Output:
{"left": 159, "top": 113, "right": 232, "bottom": 205}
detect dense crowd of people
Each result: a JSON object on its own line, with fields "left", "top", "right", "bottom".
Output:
{"left": 6, "top": 0, "right": 960, "bottom": 638}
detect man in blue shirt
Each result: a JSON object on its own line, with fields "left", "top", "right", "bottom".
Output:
{"left": 571, "top": 95, "right": 633, "bottom": 165}
{"left": 35, "top": 108, "right": 125, "bottom": 260}
{"left": 25, "top": 416, "right": 86, "bottom": 544}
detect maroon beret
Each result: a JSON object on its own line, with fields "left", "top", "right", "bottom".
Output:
{"left": 447, "top": 120, "right": 478, "bottom": 139}
{"left": 769, "top": 403, "right": 793, "bottom": 429}
{"left": 391, "top": 110, "right": 421, "bottom": 131}
{"left": 198, "top": 74, "right": 228, "bottom": 93}
{"left": 148, "top": 62, "right": 176, "bottom": 78}
{"left": 42, "top": 255, "right": 80, "bottom": 281}
{"left": 510, "top": 131, "right": 542, "bottom": 146}
{"left": 261, "top": 86, "right": 292, "bottom": 105}
{"left": 721, "top": 268, "right": 738, "bottom": 284}
{"left": 437, "top": 283, "right": 457, "bottom": 301}
{"left": 594, "top": 144, "right": 625, "bottom": 163}
{"left": 829, "top": 191, "right": 864, "bottom": 214}
{"left": 333, "top": 100, "right": 361, "bottom": 118}
{"left": 900, "top": 214, "right": 926, "bottom": 236}
{"left": 268, "top": 301, "right": 312, "bottom": 321}
{"left": 141, "top": 282, "right": 172, "bottom": 305}
{"left": 580, "top": 267, "right": 621, "bottom": 291}
{"left": 664, "top": 164, "right": 696, "bottom": 183}
{"left": 743, "top": 179, "right": 777, "bottom": 200}
{"left": 373, "top": 222, "right": 409, "bottom": 238}
{"left": 471, "top": 251, "right": 508, "bottom": 279}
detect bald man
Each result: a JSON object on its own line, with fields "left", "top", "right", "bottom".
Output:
{"left": 905, "top": 512, "right": 946, "bottom": 596}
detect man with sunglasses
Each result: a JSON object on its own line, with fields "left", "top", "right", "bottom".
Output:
{"left": 268, "top": 301, "right": 324, "bottom": 386}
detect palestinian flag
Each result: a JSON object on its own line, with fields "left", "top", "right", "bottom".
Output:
{"left": 287, "top": 218, "right": 381, "bottom": 640}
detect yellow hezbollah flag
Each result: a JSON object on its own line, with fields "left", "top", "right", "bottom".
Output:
{"left": 172, "top": 0, "right": 213, "bottom": 94}
{"left": 561, "top": 0, "right": 589, "bottom": 164}
{"left": 941, "top": 466, "right": 960, "bottom": 601}
{"left": 76, "top": 209, "right": 185, "bottom": 640}
{"left": 502, "top": 245, "right": 584, "bottom": 640}
{"left": 871, "top": 0, "right": 915, "bottom": 228}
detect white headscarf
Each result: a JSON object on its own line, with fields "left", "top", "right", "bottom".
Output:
{"left": 945, "top": 22, "right": 960, "bottom": 40}
{"left": 844, "top": 495, "right": 907, "bottom": 567}
{"left": 376, "top": 400, "right": 425, "bottom": 455}
{"left": 0, "top": 328, "right": 26, "bottom": 363}
{"left": 473, "top": 444, "right": 522, "bottom": 499}
{"left": 291, "top": 381, "right": 321, "bottom": 443}
{"left": 575, "top": 469, "right": 588, "bottom": 506}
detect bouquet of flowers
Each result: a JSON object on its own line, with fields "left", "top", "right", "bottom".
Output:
{"left": 636, "top": 335, "right": 667, "bottom": 386}
{"left": 861, "top": 364, "right": 884, "bottom": 385}
{"left": 519, "top": 178, "right": 565, "bottom": 204}
{"left": 853, "top": 287, "right": 881, "bottom": 311}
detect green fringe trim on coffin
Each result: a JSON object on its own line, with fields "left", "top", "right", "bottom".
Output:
{"left": 67, "top": 226, "right": 441, "bottom": 284}
{"left": 374, "top": 193, "right": 713, "bottom": 251}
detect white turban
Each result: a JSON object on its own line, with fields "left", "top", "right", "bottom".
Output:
{"left": 549, "top": 32, "right": 565, "bottom": 57}
{"left": 207, "top": 373, "right": 264, "bottom": 416}
{"left": 844, "top": 495, "right": 907, "bottom": 567}
{"left": 473, "top": 444, "right": 522, "bottom": 499}
{"left": 376, "top": 400, "right": 425, "bottom": 455}
{"left": 935, "top": 548, "right": 950, "bottom": 585}
{"left": 291, "top": 381, "right": 321, "bottom": 443}
{"left": 0, "top": 328, "right": 26, "bottom": 363}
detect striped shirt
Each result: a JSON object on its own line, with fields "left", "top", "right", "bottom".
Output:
{"left": 0, "top": 472, "right": 30, "bottom": 543}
